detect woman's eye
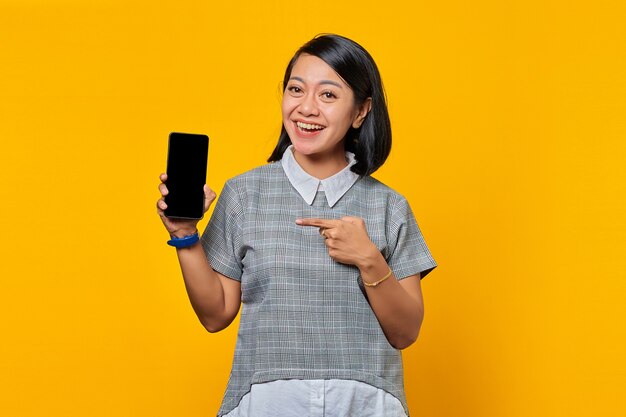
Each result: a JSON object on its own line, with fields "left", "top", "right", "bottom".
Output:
{"left": 321, "top": 91, "right": 337, "bottom": 99}
{"left": 287, "top": 86, "right": 303, "bottom": 94}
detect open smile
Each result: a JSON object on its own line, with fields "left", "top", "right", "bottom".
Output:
{"left": 296, "top": 121, "right": 325, "bottom": 131}
{"left": 294, "top": 121, "right": 326, "bottom": 138}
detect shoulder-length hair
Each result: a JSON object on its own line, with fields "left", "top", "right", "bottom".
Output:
{"left": 267, "top": 34, "right": 392, "bottom": 177}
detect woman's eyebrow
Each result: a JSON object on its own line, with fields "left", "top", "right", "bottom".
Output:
{"left": 289, "top": 76, "right": 344, "bottom": 89}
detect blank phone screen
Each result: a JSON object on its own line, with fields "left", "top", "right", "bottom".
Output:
{"left": 164, "top": 132, "right": 209, "bottom": 219}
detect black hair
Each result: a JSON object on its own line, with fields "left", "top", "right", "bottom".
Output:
{"left": 267, "top": 34, "right": 392, "bottom": 176}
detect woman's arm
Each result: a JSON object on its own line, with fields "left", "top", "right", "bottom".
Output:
{"left": 174, "top": 242, "right": 242, "bottom": 333}
{"left": 358, "top": 251, "right": 423, "bottom": 350}
{"left": 157, "top": 173, "right": 241, "bottom": 333}
{"left": 296, "top": 216, "right": 425, "bottom": 350}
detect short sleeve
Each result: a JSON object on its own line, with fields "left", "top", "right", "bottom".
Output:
{"left": 386, "top": 196, "right": 437, "bottom": 280}
{"left": 200, "top": 180, "right": 245, "bottom": 281}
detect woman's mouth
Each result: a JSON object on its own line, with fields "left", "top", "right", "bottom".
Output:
{"left": 295, "top": 122, "right": 326, "bottom": 138}
{"left": 296, "top": 122, "right": 325, "bottom": 134}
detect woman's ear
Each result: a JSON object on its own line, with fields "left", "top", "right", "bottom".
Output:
{"left": 352, "top": 97, "right": 372, "bottom": 128}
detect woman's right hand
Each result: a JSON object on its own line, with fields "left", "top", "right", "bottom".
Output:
{"left": 156, "top": 173, "right": 217, "bottom": 238}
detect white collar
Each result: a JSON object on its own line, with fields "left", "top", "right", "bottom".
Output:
{"left": 280, "top": 145, "right": 360, "bottom": 207}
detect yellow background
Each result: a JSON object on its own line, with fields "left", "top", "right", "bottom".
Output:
{"left": 1, "top": 1, "right": 624, "bottom": 416}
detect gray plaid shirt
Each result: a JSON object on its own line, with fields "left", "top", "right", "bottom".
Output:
{"left": 202, "top": 152, "right": 437, "bottom": 416}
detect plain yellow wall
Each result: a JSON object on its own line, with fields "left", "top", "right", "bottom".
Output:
{"left": 1, "top": 1, "right": 624, "bottom": 416}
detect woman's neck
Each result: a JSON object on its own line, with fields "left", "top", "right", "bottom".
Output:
{"left": 292, "top": 148, "right": 348, "bottom": 180}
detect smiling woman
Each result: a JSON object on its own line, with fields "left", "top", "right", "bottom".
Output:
{"left": 156, "top": 34, "right": 437, "bottom": 417}
{"left": 269, "top": 34, "right": 391, "bottom": 178}
{"left": 280, "top": 54, "right": 371, "bottom": 178}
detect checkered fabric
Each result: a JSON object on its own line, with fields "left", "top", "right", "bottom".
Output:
{"left": 201, "top": 162, "right": 437, "bottom": 416}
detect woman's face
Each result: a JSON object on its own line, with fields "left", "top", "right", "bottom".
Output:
{"left": 282, "top": 54, "right": 368, "bottom": 161}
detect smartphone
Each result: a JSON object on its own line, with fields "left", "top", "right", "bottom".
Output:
{"left": 164, "top": 132, "right": 209, "bottom": 219}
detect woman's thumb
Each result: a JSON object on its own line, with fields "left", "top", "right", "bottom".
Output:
{"left": 204, "top": 185, "right": 217, "bottom": 211}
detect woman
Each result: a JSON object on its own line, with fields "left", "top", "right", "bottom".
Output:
{"left": 157, "top": 34, "right": 437, "bottom": 417}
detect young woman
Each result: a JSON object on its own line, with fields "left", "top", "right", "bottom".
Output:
{"left": 157, "top": 34, "right": 437, "bottom": 417}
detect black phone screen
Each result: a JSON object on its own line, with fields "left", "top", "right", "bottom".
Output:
{"left": 164, "top": 132, "right": 209, "bottom": 219}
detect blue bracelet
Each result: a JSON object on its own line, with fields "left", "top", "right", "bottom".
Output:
{"left": 167, "top": 231, "right": 200, "bottom": 248}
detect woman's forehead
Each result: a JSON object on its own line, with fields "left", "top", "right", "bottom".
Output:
{"left": 289, "top": 54, "right": 348, "bottom": 88}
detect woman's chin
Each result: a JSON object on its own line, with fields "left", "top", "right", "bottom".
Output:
{"left": 289, "top": 139, "right": 320, "bottom": 156}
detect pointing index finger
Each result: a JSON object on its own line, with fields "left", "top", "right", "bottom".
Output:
{"left": 295, "top": 218, "right": 339, "bottom": 228}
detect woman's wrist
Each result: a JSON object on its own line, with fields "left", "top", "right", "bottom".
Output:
{"left": 170, "top": 227, "right": 199, "bottom": 239}
{"left": 167, "top": 228, "right": 200, "bottom": 249}
{"left": 357, "top": 247, "right": 388, "bottom": 280}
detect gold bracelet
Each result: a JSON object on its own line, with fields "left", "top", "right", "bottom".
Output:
{"left": 363, "top": 267, "right": 393, "bottom": 287}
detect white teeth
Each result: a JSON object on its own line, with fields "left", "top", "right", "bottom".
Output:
{"left": 296, "top": 121, "right": 324, "bottom": 130}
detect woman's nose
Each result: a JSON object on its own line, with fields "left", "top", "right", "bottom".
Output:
{"left": 298, "top": 93, "right": 319, "bottom": 116}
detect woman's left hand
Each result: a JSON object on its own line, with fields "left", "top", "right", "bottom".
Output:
{"left": 296, "top": 216, "right": 381, "bottom": 268}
